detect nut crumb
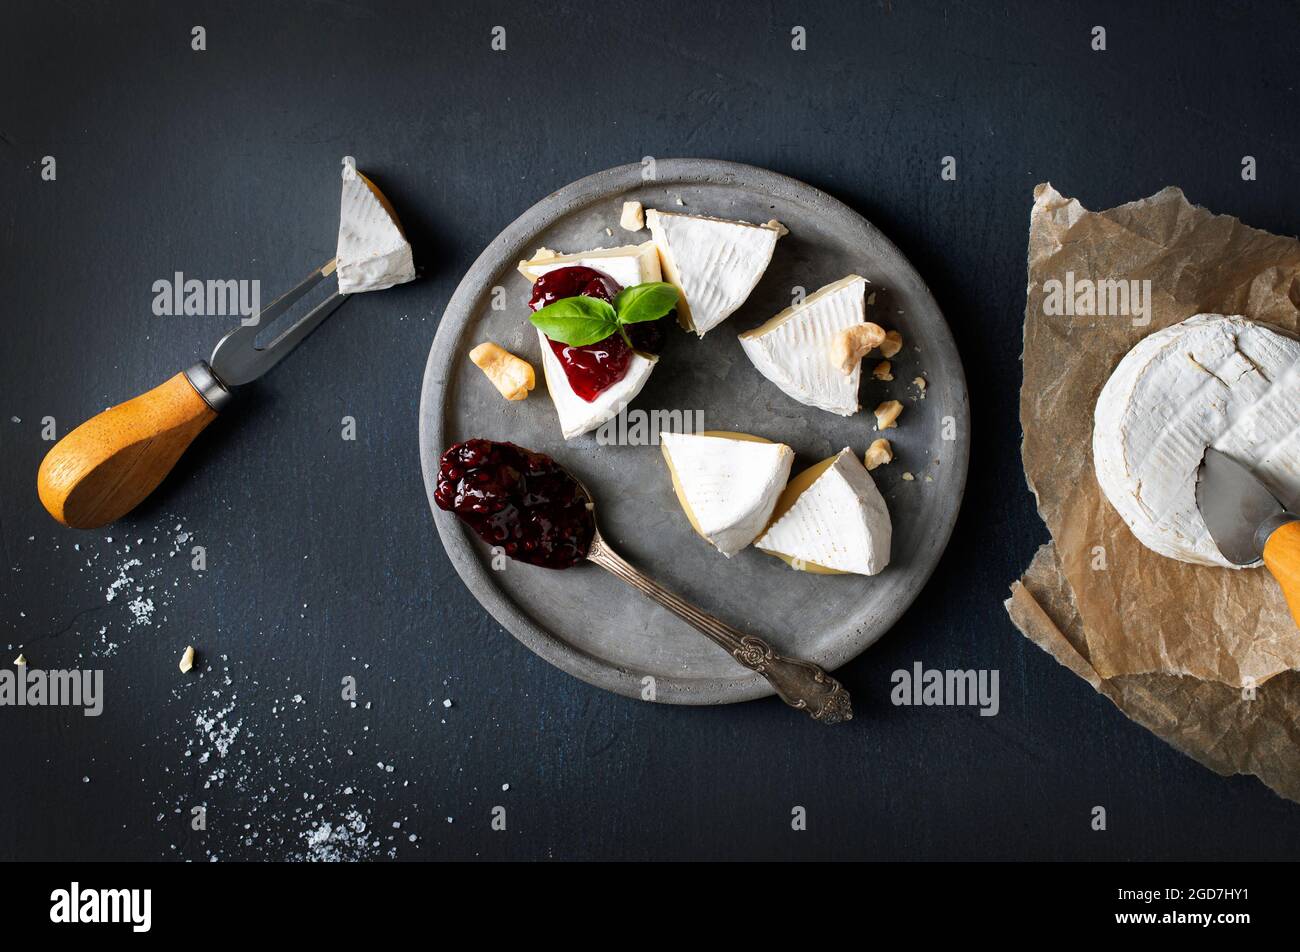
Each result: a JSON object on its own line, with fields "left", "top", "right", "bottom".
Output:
{"left": 14, "top": 653, "right": 26, "bottom": 666}
{"left": 863, "top": 439, "right": 893, "bottom": 470}
{"left": 874, "top": 399, "right": 904, "bottom": 430}
{"left": 179, "top": 645, "right": 195, "bottom": 673}
{"left": 902, "top": 471, "right": 915, "bottom": 481}
{"left": 913, "top": 376, "right": 927, "bottom": 396}
{"left": 880, "top": 330, "right": 904, "bottom": 359}
{"left": 872, "top": 360, "right": 893, "bottom": 381}
{"left": 619, "top": 200, "right": 645, "bottom": 231}
{"left": 831, "top": 323, "right": 887, "bottom": 374}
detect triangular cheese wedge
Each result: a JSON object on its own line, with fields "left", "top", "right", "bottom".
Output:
{"left": 517, "top": 242, "right": 661, "bottom": 288}
{"left": 661, "top": 431, "right": 794, "bottom": 557}
{"left": 522, "top": 243, "right": 661, "bottom": 440}
{"left": 535, "top": 331, "right": 656, "bottom": 441}
{"left": 738, "top": 275, "right": 867, "bottom": 416}
{"left": 336, "top": 158, "right": 416, "bottom": 294}
{"left": 755, "top": 448, "right": 891, "bottom": 576}
{"left": 647, "top": 210, "right": 782, "bottom": 336}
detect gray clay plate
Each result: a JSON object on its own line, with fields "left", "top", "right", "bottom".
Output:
{"left": 419, "top": 159, "right": 969, "bottom": 705}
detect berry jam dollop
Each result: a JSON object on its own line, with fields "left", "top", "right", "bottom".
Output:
{"left": 434, "top": 439, "right": 594, "bottom": 570}
{"left": 529, "top": 266, "right": 666, "bottom": 402}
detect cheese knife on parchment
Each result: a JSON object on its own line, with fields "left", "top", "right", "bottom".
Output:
{"left": 1197, "top": 447, "right": 1300, "bottom": 627}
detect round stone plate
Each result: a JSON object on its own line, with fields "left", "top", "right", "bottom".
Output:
{"left": 419, "top": 159, "right": 968, "bottom": 705}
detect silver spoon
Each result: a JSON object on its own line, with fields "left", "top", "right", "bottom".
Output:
{"left": 575, "top": 478, "right": 853, "bottom": 724}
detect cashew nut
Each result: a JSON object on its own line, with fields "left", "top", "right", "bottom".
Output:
{"left": 831, "top": 322, "right": 887, "bottom": 374}
{"left": 469, "top": 342, "right": 535, "bottom": 401}
{"left": 863, "top": 439, "right": 893, "bottom": 470}
{"left": 874, "top": 399, "right": 904, "bottom": 430}
{"left": 620, "top": 201, "right": 645, "bottom": 231}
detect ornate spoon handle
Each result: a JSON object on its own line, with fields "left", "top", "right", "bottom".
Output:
{"left": 586, "top": 532, "right": 852, "bottom": 724}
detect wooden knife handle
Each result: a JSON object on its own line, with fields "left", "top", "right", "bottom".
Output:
{"left": 1264, "top": 520, "right": 1300, "bottom": 629}
{"left": 37, "top": 367, "right": 222, "bottom": 529}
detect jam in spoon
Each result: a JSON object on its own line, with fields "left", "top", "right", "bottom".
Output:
{"left": 435, "top": 439, "right": 852, "bottom": 724}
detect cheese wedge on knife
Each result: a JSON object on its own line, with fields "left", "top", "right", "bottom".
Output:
{"left": 755, "top": 447, "right": 891, "bottom": 576}
{"left": 646, "top": 209, "right": 782, "bottom": 336}
{"left": 661, "top": 431, "right": 794, "bottom": 557}
{"left": 336, "top": 157, "right": 416, "bottom": 294}
{"left": 517, "top": 242, "right": 661, "bottom": 288}
{"left": 738, "top": 275, "right": 868, "bottom": 416}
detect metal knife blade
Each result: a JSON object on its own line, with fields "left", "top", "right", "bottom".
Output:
{"left": 208, "top": 258, "right": 347, "bottom": 387}
{"left": 1196, "top": 447, "right": 1289, "bottom": 565}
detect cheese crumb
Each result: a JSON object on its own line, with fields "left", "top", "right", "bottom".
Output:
{"left": 864, "top": 439, "right": 893, "bottom": 470}
{"left": 880, "top": 330, "right": 903, "bottom": 359}
{"left": 902, "top": 472, "right": 915, "bottom": 481}
{"left": 872, "top": 360, "right": 893, "bottom": 381}
{"left": 179, "top": 645, "right": 196, "bottom": 674}
{"left": 619, "top": 201, "right": 645, "bottom": 231}
{"left": 766, "top": 219, "right": 790, "bottom": 237}
{"left": 874, "top": 400, "right": 904, "bottom": 430}
{"left": 469, "top": 342, "right": 535, "bottom": 401}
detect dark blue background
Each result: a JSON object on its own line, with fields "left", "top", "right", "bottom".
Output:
{"left": 3, "top": 0, "right": 1299, "bottom": 860}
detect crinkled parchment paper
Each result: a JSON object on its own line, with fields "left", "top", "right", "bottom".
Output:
{"left": 1007, "top": 184, "right": 1300, "bottom": 801}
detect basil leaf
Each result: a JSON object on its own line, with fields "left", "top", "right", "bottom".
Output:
{"left": 529, "top": 296, "right": 619, "bottom": 347}
{"left": 614, "top": 282, "right": 680, "bottom": 325}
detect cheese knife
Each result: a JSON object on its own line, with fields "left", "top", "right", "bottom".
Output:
{"left": 37, "top": 260, "right": 346, "bottom": 529}
{"left": 1196, "top": 447, "right": 1300, "bottom": 627}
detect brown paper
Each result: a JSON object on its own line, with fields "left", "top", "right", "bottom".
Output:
{"left": 1008, "top": 185, "right": 1300, "bottom": 802}
{"left": 1019, "top": 184, "right": 1300, "bottom": 687}
{"left": 1007, "top": 543, "right": 1300, "bottom": 804}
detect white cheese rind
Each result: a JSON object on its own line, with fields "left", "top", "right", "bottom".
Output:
{"left": 661, "top": 432, "right": 794, "bottom": 557}
{"left": 647, "top": 209, "right": 781, "bottom": 336}
{"left": 755, "top": 448, "right": 892, "bottom": 575}
{"left": 536, "top": 330, "right": 656, "bottom": 440}
{"left": 738, "top": 275, "right": 867, "bottom": 416}
{"left": 336, "top": 159, "right": 416, "bottom": 294}
{"left": 517, "top": 242, "right": 661, "bottom": 288}
{"left": 1093, "top": 314, "right": 1300, "bottom": 568}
